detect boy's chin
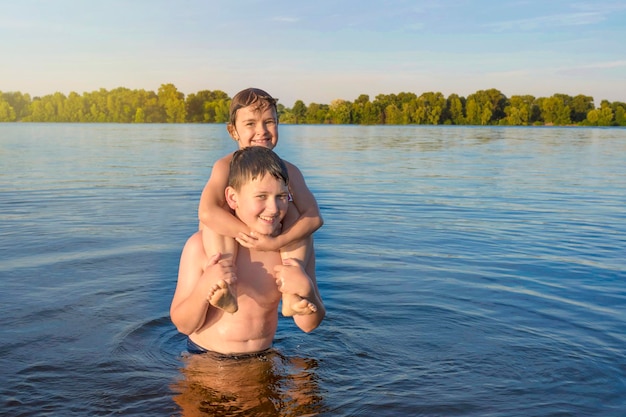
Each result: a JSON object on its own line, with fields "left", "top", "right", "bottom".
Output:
{"left": 253, "top": 221, "right": 283, "bottom": 237}
{"left": 253, "top": 226, "right": 280, "bottom": 237}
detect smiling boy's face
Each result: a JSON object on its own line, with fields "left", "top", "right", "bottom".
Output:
{"left": 226, "top": 173, "right": 289, "bottom": 237}
{"left": 229, "top": 103, "right": 278, "bottom": 150}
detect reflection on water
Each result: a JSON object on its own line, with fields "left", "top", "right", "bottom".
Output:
{"left": 172, "top": 350, "right": 326, "bottom": 416}
{"left": 1, "top": 124, "right": 625, "bottom": 416}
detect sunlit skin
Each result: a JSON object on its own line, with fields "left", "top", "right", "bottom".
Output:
{"left": 196, "top": 96, "right": 324, "bottom": 316}
{"left": 170, "top": 172, "right": 324, "bottom": 355}
{"left": 226, "top": 173, "right": 290, "bottom": 238}
{"left": 227, "top": 105, "right": 279, "bottom": 149}
{"left": 198, "top": 100, "right": 322, "bottom": 255}
{"left": 226, "top": 174, "right": 319, "bottom": 317}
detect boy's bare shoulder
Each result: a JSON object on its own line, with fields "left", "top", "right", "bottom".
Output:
{"left": 206, "top": 153, "right": 235, "bottom": 181}
{"left": 214, "top": 152, "right": 234, "bottom": 168}
{"left": 281, "top": 160, "right": 305, "bottom": 182}
{"left": 184, "top": 231, "right": 205, "bottom": 256}
{"left": 281, "top": 159, "right": 302, "bottom": 173}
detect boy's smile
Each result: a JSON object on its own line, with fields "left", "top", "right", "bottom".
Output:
{"left": 228, "top": 173, "right": 289, "bottom": 237}
{"left": 231, "top": 105, "right": 278, "bottom": 149}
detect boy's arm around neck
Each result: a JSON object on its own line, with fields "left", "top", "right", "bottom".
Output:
{"left": 198, "top": 156, "right": 250, "bottom": 238}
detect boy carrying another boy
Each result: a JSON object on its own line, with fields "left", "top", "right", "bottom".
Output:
{"left": 170, "top": 146, "right": 325, "bottom": 355}
{"left": 197, "top": 88, "right": 323, "bottom": 317}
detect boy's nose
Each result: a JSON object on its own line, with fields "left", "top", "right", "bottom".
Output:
{"left": 266, "top": 198, "right": 277, "bottom": 212}
{"left": 266, "top": 197, "right": 284, "bottom": 214}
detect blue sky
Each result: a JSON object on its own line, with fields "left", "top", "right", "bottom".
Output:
{"left": 1, "top": 0, "right": 625, "bottom": 106}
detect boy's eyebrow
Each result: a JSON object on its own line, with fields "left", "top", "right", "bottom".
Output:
{"left": 241, "top": 115, "right": 276, "bottom": 122}
{"left": 250, "top": 184, "right": 288, "bottom": 193}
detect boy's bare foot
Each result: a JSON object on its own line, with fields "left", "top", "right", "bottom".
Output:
{"left": 281, "top": 293, "right": 317, "bottom": 317}
{"left": 207, "top": 280, "right": 238, "bottom": 313}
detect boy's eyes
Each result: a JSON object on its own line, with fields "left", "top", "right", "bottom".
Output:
{"left": 255, "top": 194, "right": 289, "bottom": 200}
{"left": 243, "top": 120, "right": 276, "bottom": 127}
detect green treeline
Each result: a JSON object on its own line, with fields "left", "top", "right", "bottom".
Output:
{"left": 1, "top": 84, "right": 624, "bottom": 126}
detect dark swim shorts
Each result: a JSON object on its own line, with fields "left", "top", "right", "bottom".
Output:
{"left": 187, "top": 338, "right": 211, "bottom": 354}
{"left": 186, "top": 338, "right": 273, "bottom": 360}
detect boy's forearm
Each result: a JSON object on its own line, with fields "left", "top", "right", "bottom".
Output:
{"left": 200, "top": 207, "right": 250, "bottom": 239}
{"left": 278, "top": 211, "right": 323, "bottom": 248}
{"left": 171, "top": 290, "right": 210, "bottom": 335}
{"left": 198, "top": 159, "right": 245, "bottom": 238}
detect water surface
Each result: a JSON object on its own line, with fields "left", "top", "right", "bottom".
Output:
{"left": 1, "top": 123, "right": 625, "bottom": 416}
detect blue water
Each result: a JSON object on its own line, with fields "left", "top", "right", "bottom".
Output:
{"left": 1, "top": 123, "right": 625, "bottom": 416}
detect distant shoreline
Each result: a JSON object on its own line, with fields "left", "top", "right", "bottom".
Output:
{"left": 1, "top": 85, "right": 624, "bottom": 126}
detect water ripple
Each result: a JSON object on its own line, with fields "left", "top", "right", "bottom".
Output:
{"left": 1, "top": 124, "right": 625, "bottom": 416}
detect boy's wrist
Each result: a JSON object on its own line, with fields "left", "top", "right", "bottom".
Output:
{"left": 272, "top": 234, "right": 285, "bottom": 249}
{"left": 270, "top": 222, "right": 283, "bottom": 238}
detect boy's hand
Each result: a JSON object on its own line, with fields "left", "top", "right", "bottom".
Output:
{"left": 273, "top": 258, "right": 310, "bottom": 295}
{"left": 203, "top": 252, "right": 221, "bottom": 271}
{"left": 202, "top": 252, "right": 238, "bottom": 313}
{"left": 236, "top": 232, "right": 281, "bottom": 252}
{"left": 202, "top": 252, "right": 236, "bottom": 287}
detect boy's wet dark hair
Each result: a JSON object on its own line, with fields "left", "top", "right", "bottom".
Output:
{"left": 228, "top": 146, "right": 289, "bottom": 191}
{"left": 228, "top": 88, "right": 278, "bottom": 126}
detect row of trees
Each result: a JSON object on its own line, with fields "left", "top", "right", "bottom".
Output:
{"left": 0, "top": 84, "right": 228, "bottom": 124}
{"left": 281, "top": 90, "right": 625, "bottom": 126}
{"left": 1, "top": 84, "right": 624, "bottom": 126}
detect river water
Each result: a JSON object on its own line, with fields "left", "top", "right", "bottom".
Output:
{"left": 1, "top": 123, "right": 625, "bottom": 416}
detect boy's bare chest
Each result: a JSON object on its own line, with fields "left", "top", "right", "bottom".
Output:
{"left": 235, "top": 249, "right": 282, "bottom": 303}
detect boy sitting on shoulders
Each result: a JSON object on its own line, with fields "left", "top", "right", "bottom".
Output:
{"left": 170, "top": 146, "right": 325, "bottom": 355}
{"left": 198, "top": 87, "right": 323, "bottom": 317}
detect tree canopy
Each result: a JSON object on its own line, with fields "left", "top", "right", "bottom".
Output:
{"left": 1, "top": 85, "right": 624, "bottom": 126}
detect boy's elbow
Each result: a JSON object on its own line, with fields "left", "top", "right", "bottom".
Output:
{"left": 198, "top": 210, "right": 210, "bottom": 225}
{"left": 170, "top": 311, "right": 196, "bottom": 336}
{"left": 298, "top": 310, "right": 325, "bottom": 333}
{"left": 174, "top": 322, "right": 195, "bottom": 336}
{"left": 312, "top": 215, "right": 324, "bottom": 232}
{"left": 299, "top": 322, "right": 317, "bottom": 333}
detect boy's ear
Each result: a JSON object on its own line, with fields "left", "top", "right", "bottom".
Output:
{"left": 225, "top": 186, "right": 238, "bottom": 210}
{"left": 227, "top": 124, "right": 239, "bottom": 141}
